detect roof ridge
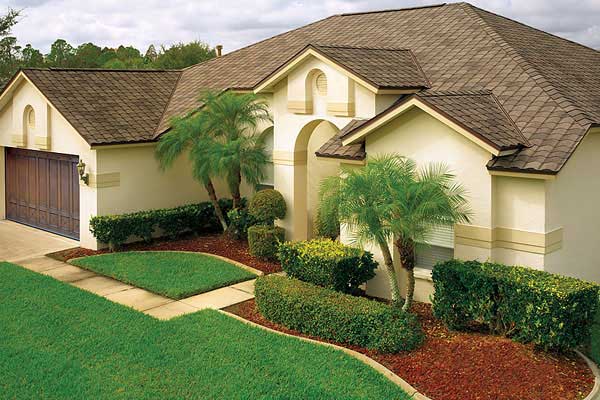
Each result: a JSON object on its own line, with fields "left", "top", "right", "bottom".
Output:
{"left": 459, "top": 3, "right": 594, "bottom": 128}
{"left": 313, "top": 44, "right": 411, "bottom": 51}
{"left": 23, "top": 67, "right": 180, "bottom": 73}
{"left": 153, "top": 70, "right": 184, "bottom": 137}
{"left": 339, "top": 3, "right": 447, "bottom": 17}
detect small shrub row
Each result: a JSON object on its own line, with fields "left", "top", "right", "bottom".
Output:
{"left": 278, "top": 239, "right": 377, "bottom": 293}
{"left": 432, "top": 259, "right": 600, "bottom": 350}
{"left": 90, "top": 199, "right": 237, "bottom": 250}
{"left": 247, "top": 225, "right": 285, "bottom": 260}
{"left": 255, "top": 275, "right": 424, "bottom": 353}
{"left": 254, "top": 275, "right": 424, "bottom": 353}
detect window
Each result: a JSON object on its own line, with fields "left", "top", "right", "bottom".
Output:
{"left": 415, "top": 226, "right": 455, "bottom": 270}
{"left": 315, "top": 73, "right": 327, "bottom": 96}
{"left": 259, "top": 127, "right": 274, "bottom": 188}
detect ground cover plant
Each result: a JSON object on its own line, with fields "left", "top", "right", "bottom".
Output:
{"left": 70, "top": 251, "right": 256, "bottom": 299}
{"left": 0, "top": 262, "right": 410, "bottom": 400}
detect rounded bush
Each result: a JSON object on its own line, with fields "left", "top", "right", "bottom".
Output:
{"left": 278, "top": 239, "right": 377, "bottom": 293}
{"left": 248, "top": 225, "right": 285, "bottom": 260}
{"left": 255, "top": 275, "right": 424, "bottom": 353}
{"left": 249, "top": 189, "right": 286, "bottom": 225}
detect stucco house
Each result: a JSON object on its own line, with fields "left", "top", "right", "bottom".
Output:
{"left": 1, "top": 2, "right": 599, "bottom": 300}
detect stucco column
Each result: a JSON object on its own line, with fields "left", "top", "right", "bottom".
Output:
{"left": 273, "top": 150, "right": 308, "bottom": 241}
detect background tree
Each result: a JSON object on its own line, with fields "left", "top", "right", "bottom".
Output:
{"left": 47, "top": 39, "right": 75, "bottom": 67}
{"left": 0, "top": 8, "right": 20, "bottom": 82}
{"left": 21, "top": 44, "right": 44, "bottom": 67}
{"left": 197, "top": 91, "right": 272, "bottom": 208}
{"left": 153, "top": 41, "right": 215, "bottom": 69}
{"left": 155, "top": 113, "right": 228, "bottom": 232}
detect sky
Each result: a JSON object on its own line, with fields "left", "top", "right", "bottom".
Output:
{"left": 1, "top": 0, "right": 599, "bottom": 54}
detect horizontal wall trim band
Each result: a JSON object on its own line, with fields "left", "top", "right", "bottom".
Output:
{"left": 327, "top": 102, "right": 355, "bottom": 117}
{"left": 86, "top": 172, "right": 120, "bottom": 188}
{"left": 287, "top": 100, "right": 313, "bottom": 114}
{"left": 271, "top": 149, "right": 308, "bottom": 166}
{"left": 34, "top": 135, "right": 50, "bottom": 150}
{"left": 11, "top": 134, "right": 25, "bottom": 147}
{"left": 454, "top": 224, "right": 563, "bottom": 255}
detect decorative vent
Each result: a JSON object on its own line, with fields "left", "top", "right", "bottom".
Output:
{"left": 315, "top": 73, "right": 327, "bottom": 96}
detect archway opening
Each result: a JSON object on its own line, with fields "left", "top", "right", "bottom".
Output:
{"left": 292, "top": 119, "right": 340, "bottom": 239}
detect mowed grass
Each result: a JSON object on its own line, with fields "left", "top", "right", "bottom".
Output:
{"left": 0, "top": 262, "right": 409, "bottom": 400}
{"left": 70, "top": 251, "right": 256, "bottom": 299}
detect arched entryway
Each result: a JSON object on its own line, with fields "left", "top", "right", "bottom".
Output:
{"left": 284, "top": 119, "right": 340, "bottom": 240}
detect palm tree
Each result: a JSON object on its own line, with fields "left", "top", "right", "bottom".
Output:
{"left": 199, "top": 91, "right": 272, "bottom": 208}
{"left": 319, "top": 157, "right": 402, "bottom": 305}
{"left": 385, "top": 158, "right": 471, "bottom": 312}
{"left": 318, "top": 154, "right": 471, "bottom": 311}
{"left": 155, "top": 113, "right": 228, "bottom": 232}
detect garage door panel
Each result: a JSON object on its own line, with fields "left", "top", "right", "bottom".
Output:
{"left": 5, "top": 148, "right": 80, "bottom": 239}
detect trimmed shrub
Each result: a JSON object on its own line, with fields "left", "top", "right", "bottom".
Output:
{"left": 432, "top": 259, "right": 600, "bottom": 350}
{"left": 255, "top": 275, "right": 424, "bottom": 353}
{"left": 89, "top": 199, "right": 237, "bottom": 250}
{"left": 248, "top": 225, "right": 285, "bottom": 260}
{"left": 278, "top": 239, "right": 377, "bottom": 293}
{"left": 249, "top": 189, "right": 286, "bottom": 225}
{"left": 591, "top": 308, "right": 600, "bottom": 364}
{"left": 226, "top": 207, "right": 257, "bottom": 240}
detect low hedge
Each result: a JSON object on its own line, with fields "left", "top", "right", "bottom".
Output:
{"left": 255, "top": 275, "right": 424, "bottom": 353}
{"left": 278, "top": 239, "right": 377, "bottom": 293}
{"left": 90, "top": 199, "right": 236, "bottom": 250}
{"left": 432, "top": 259, "right": 600, "bottom": 350}
{"left": 591, "top": 308, "right": 600, "bottom": 364}
{"left": 248, "top": 225, "right": 285, "bottom": 260}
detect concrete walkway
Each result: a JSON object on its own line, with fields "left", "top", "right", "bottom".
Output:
{"left": 0, "top": 220, "right": 78, "bottom": 263}
{"left": 17, "top": 256, "right": 256, "bottom": 320}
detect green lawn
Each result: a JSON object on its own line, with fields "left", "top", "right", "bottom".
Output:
{"left": 70, "top": 251, "right": 256, "bottom": 299}
{"left": 0, "top": 262, "right": 409, "bottom": 400}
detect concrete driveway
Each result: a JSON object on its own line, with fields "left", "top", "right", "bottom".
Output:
{"left": 0, "top": 220, "right": 78, "bottom": 263}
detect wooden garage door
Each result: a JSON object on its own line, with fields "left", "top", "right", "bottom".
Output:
{"left": 5, "top": 148, "right": 80, "bottom": 239}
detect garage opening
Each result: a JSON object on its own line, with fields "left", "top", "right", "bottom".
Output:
{"left": 5, "top": 148, "right": 80, "bottom": 239}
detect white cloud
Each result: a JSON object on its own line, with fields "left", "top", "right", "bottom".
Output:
{"left": 1, "top": 0, "right": 599, "bottom": 53}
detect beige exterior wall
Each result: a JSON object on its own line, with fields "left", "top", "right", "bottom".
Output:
{"left": 545, "top": 130, "right": 600, "bottom": 283}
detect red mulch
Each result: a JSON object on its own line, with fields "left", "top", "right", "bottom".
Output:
{"left": 224, "top": 300, "right": 595, "bottom": 400}
{"left": 46, "top": 234, "right": 281, "bottom": 274}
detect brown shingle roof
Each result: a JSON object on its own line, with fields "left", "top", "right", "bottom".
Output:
{"left": 309, "top": 45, "right": 430, "bottom": 89}
{"left": 157, "top": 2, "right": 600, "bottom": 173}
{"left": 318, "top": 90, "right": 530, "bottom": 159}
{"left": 315, "top": 119, "right": 368, "bottom": 160}
{"left": 23, "top": 68, "right": 181, "bottom": 145}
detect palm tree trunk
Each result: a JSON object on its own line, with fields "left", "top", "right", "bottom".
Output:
{"left": 395, "top": 237, "right": 416, "bottom": 312}
{"left": 204, "top": 179, "right": 228, "bottom": 232}
{"left": 231, "top": 168, "right": 242, "bottom": 209}
{"left": 377, "top": 238, "right": 402, "bottom": 307}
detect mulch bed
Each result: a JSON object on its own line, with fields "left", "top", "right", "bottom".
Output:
{"left": 225, "top": 300, "right": 595, "bottom": 400}
{"left": 46, "top": 234, "right": 282, "bottom": 274}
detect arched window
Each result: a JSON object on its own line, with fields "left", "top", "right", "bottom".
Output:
{"left": 305, "top": 69, "right": 327, "bottom": 115}
{"left": 25, "top": 106, "right": 35, "bottom": 129}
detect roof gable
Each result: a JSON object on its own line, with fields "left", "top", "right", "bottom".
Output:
{"left": 254, "top": 44, "right": 430, "bottom": 93}
{"left": 22, "top": 68, "right": 181, "bottom": 146}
